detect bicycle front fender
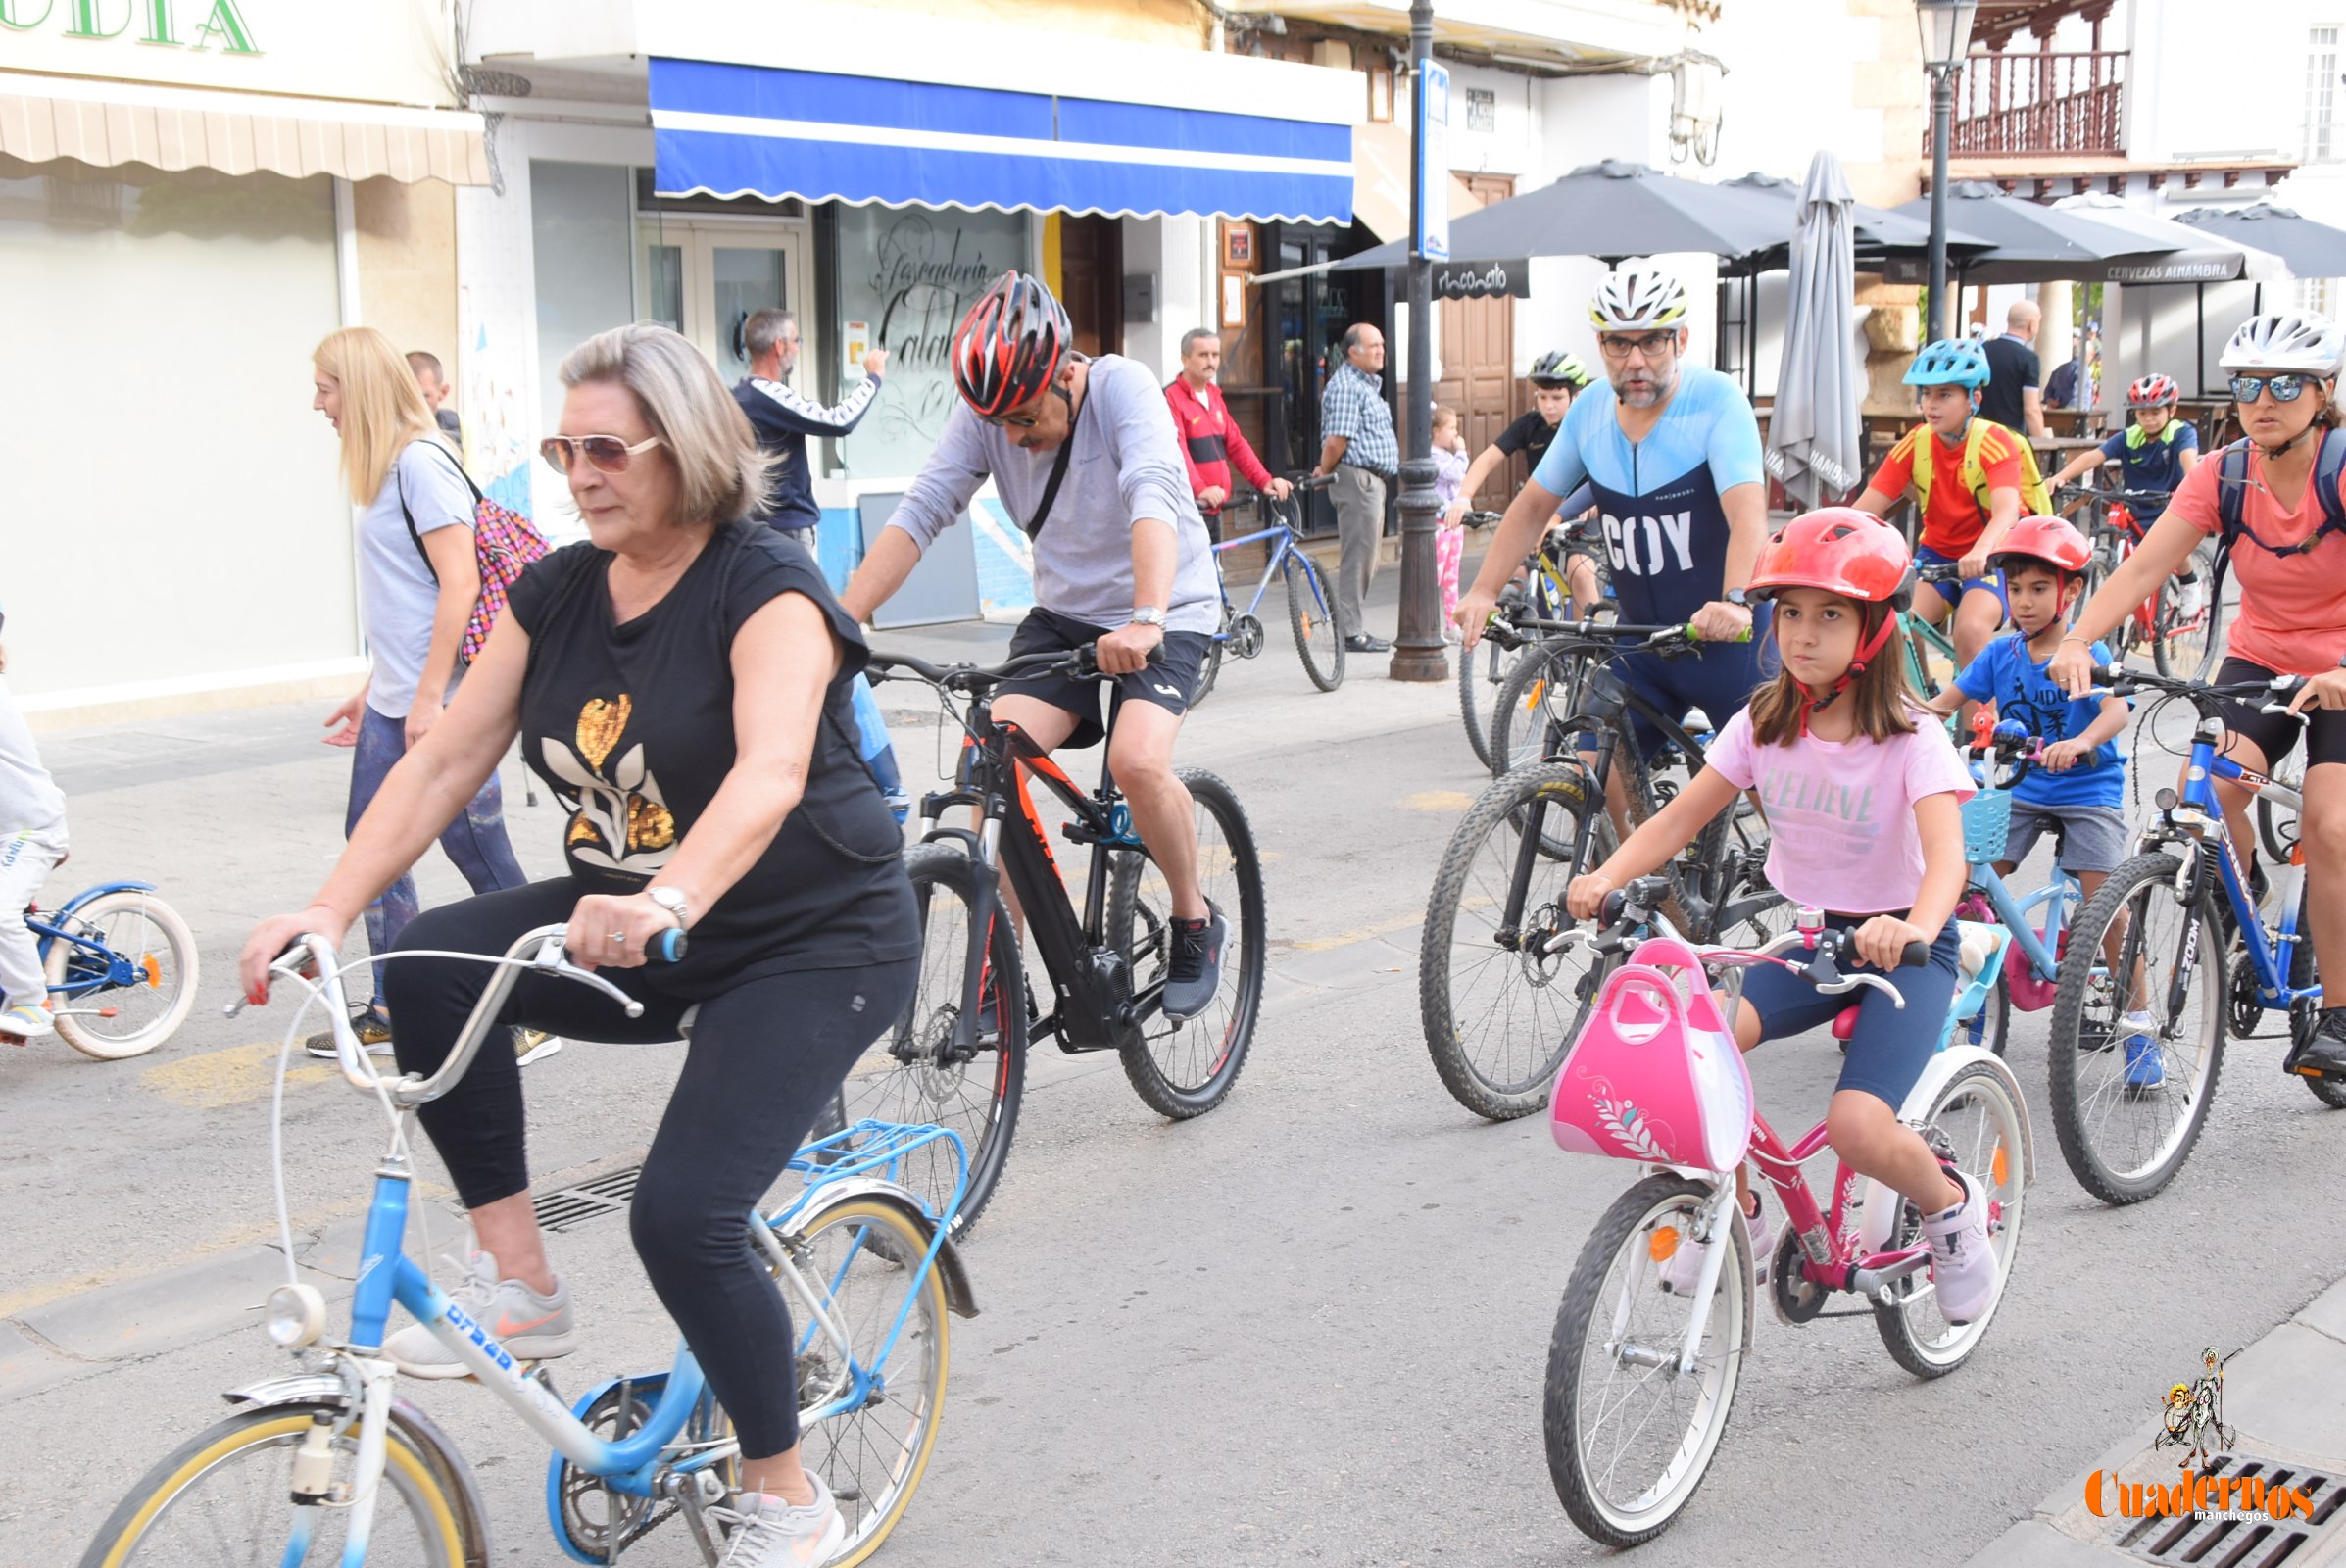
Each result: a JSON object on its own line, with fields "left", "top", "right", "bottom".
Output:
{"left": 1855, "top": 1047, "right": 2035, "bottom": 1256}
{"left": 220, "top": 1375, "right": 490, "bottom": 1568}
{"left": 53, "top": 879, "right": 159, "bottom": 921}
{"left": 790, "top": 1179, "right": 981, "bottom": 1320}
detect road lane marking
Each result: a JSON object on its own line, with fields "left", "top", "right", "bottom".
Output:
{"left": 1402, "top": 790, "right": 1477, "bottom": 812}
{"left": 141, "top": 1040, "right": 336, "bottom": 1108}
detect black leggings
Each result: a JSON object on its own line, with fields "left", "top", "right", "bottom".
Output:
{"left": 383, "top": 879, "right": 917, "bottom": 1458}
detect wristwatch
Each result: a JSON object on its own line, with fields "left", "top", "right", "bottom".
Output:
{"left": 1724, "top": 588, "right": 1752, "bottom": 609}
{"left": 1131, "top": 606, "right": 1167, "bottom": 628}
{"left": 646, "top": 886, "right": 690, "bottom": 928}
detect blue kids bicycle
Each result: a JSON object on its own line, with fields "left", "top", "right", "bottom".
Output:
{"left": 80, "top": 926, "right": 976, "bottom": 1567}
{"left": 2045, "top": 665, "right": 2338, "bottom": 1207}
{"left": 1189, "top": 482, "right": 1344, "bottom": 705}
{"left": 7, "top": 880, "right": 199, "bottom": 1058}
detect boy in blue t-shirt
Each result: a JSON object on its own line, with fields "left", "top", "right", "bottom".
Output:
{"left": 1927, "top": 516, "right": 2160, "bottom": 1081}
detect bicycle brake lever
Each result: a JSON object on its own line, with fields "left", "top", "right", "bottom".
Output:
{"left": 530, "top": 939, "right": 647, "bottom": 1018}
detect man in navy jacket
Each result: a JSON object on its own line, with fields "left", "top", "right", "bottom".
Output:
{"left": 733, "top": 309, "right": 889, "bottom": 540}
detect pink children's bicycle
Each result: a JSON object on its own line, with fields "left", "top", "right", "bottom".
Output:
{"left": 1540, "top": 877, "right": 2034, "bottom": 1546}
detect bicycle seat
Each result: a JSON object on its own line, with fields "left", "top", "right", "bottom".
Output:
{"left": 1833, "top": 1004, "right": 1861, "bottom": 1042}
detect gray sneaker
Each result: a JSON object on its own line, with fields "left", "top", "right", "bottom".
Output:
{"left": 384, "top": 1251, "right": 577, "bottom": 1378}
{"left": 718, "top": 1474, "right": 846, "bottom": 1567}
{"left": 1161, "top": 906, "right": 1229, "bottom": 1022}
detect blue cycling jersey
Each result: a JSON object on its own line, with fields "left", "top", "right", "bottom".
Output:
{"left": 1530, "top": 367, "right": 1766, "bottom": 625}
{"left": 2096, "top": 421, "right": 2198, "bottom": 519}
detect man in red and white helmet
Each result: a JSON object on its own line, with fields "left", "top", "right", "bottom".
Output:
{"left": 840, "top": 270, "right": 1230, "bottom": 1018}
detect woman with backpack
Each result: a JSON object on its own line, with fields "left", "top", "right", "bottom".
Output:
{"left": 2051, "top": 310, "right": 2346, "bottom": 1080}
{"left": 311, "top": 325, "right": 532, "bottom": 1056}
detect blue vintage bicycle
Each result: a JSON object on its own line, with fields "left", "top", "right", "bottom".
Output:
{"left": 2045, "top": 665, "right": 2337, "bottom": 1207}
{"left": 80, "top": 926, "right": 976, "bottom": 1567}
{"left": 1190, "top": 483, "right": 1344, "bottom": 704}
{"left": 7, "top": 879, "right": 198, "bottom": 1058}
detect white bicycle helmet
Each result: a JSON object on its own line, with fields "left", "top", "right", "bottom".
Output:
{"left": 2221, "top": 311, "right": 2346, "bottom": 377}
{"left": 1589, "top": 268, "right": 1689, "bottom": 331}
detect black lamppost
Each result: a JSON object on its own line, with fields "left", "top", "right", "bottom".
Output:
{"left": 1391, "top": 0, "right": 1445, "bottom": 681}
{"left": 1916, "top": 0, "right": 1977, "bottom": 343}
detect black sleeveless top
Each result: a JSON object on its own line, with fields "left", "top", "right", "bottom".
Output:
{"left": 509, "top": 523, "right": 916, "bottom": 998}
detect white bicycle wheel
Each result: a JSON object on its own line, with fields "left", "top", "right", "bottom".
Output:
{"left": 45, "top": 891, "right": 200, "bottom": 1059}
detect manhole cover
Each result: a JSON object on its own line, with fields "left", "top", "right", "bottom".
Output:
{"left": 532, "top": 1165, "right": 641, "bottom": 1233}
{"left": 2114, "top": 1455, "right": 2346, "bottom": 1567}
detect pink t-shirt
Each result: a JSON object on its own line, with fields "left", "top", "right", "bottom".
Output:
{"left": 1704, "top": 707, "right": 1975, "bottom": 915}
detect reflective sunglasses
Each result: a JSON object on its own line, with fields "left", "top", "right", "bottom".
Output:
{"left": 539, "top": 433, "right": 664, "bottom": 475}
{"left": 1597, "top": 331, "right": 1678, "bottom": 361}
{"left": 2229, "top": 373, "right": 2316, "bottom": 405}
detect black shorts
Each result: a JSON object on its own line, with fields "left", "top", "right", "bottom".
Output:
{"left": 2214, "top": 657, "right": 2346, "bottom": 771}
{"left": 999, "top": 607, "right": 1211, "bottom": 749}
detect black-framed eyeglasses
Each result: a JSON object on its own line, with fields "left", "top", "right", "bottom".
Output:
{"left": 539, "top": 433, "right": 664, "bottom": 475}
{"left": 2229, "top": 373, "right": 2316, "bottom": 405}
{"left": 1597, "top": 331, "right": 1678, "bottom": 361}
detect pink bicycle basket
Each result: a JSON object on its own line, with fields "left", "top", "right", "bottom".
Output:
{"left": 1549, "top": 935, "right": 1755, "bottom": 1173}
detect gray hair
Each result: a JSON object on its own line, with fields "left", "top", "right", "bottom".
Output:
{"left": 1340, "top": 322, "right": 1380, "bottom": 358}
{"left": 743, "top": 308, "right": 798, "bottom": 363}
{"left": 1180, "top": 327, "right": 1220, "bottom": 358}
{"left": 559, "top": 323, "right": 771, "bottom": 525}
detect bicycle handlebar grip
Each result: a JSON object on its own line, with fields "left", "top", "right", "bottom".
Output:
{"left": 1899, "top": 941, "right": 1930, "bottom": 969}
{"left": 648, "top": 926, "right": 688, "bottom": 964}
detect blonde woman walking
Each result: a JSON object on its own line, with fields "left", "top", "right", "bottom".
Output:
{"left": 311, "top": 326, "right": 527, "bottom": 1055}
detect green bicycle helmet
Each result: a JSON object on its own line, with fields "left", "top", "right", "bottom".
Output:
{"left": 1529, "top": 350, "right": 1590, "bottom": 390}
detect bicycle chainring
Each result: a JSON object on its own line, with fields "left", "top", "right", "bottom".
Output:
{"left": 1231, "top": 613, "right": 1265, "bottom": 659}
{"left": 2230, "top": 954, "right": 2273, "bottom": 1040}
{"left": 1769, "top": 1228, "right": 1829, "bottom": 1326}
{"left": 557, "top": 1383, "right": 674, "bottom": 1558}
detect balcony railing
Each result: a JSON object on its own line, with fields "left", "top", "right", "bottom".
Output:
{"left": 1936, "top": 49, "right": 2127, "bottom": 158}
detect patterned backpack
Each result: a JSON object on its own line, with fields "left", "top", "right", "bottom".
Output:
{"left": 396, "top": 441, "right": 550, "bottom": 665}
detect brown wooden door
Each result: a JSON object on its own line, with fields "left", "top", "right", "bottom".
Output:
{"left": 1059, "top": 215, "right": 1123, "bottom": 359}
{"left": 1430, "top": 174, "right": 1517, "bottom": 509}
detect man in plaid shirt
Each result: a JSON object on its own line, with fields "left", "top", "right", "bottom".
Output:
{"left": 1312, "top": 323, "right": 1399, "bottom": 652}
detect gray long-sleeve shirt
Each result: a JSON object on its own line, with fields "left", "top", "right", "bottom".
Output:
{"left": 885, "top": 355, "right": 1219, "bottom": 634}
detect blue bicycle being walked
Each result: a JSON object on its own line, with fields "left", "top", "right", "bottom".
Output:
{"left": 81, "top": 927, "right": 975, "bottom": 1568}
{"left": 1189, "top": 479, "right": 1344, "bottom": 705}
{"left": 2045, "top": 665, "right": 2339, "bottom": 1207}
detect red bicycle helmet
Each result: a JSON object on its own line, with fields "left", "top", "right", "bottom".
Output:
{"left": 952, "top": 270, "right": 1071, "bottom": 418}
{"left": 1748, "top": 508, "right": 1914, "bottom": 609}
{"left": 1988, "top": 514, "right": 2092, "bottom": 576}
{"left": 2127, "top": 373, "right": 2180, "bottom": 409}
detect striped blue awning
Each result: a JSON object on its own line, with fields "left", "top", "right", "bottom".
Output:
{"left": 649, "top": 57, "right": 1354, "bottom": 224}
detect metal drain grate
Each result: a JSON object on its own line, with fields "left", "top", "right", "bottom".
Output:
{"left": 2115, "top": 1455, "right": 2346, "bottom": 1567}
{"left": 532, "top": 1166, "right": 642, "bottom": 1233}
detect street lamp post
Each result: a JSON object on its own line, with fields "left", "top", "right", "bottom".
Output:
{"left": 1916, "top": 0, "right": 1977, "bottom": 343}
{"left": 1391, "top": 0, "right": 1445, "bottom": 682}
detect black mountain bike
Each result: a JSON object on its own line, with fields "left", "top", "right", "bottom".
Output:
{"left": 856, "top": 646, "right": 1266, "bottom": 1232}
{"left": 1421, "top": 614, "right": 1782, "bottom": 1120}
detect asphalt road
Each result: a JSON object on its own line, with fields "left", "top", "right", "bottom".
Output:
{"left": 6, "top": 588, "right": 2345, "bottom": 1568}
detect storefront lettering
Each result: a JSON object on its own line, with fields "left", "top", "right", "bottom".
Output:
{"left": 0, "top": 0, "right": 258, "bottom": 52}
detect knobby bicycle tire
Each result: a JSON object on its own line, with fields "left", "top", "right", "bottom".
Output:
{"left": 1458, "top": 634, "right": 1516, "bottom": 769}
{"left": 80, "top": 1402, "right": 475, "bottom": 1568}
{"left": 2150, "top": 541, "right": 2225, "bottom": 682}
{"left": 1284, "top": 553, "right": 1344, "bottom": 692}
{"left": 1487, "top": 641, "right": 1601, "bottom": 783}
{"left": 842, "top": 844, "right": 1027, "bottom": 1234}
{"left": 1106, "top": 768, "right": 1267, "bottom": 1117}
{"left": 1421, "top": 762, "right": 1613, "bottom": 1120}
{"left": 2044, "top": 851, "right": 2226, "bottom": 1204}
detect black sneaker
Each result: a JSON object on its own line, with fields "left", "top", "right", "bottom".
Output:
{"left": 2286, "top": 1008, "right": 2346, "bottom": 1080}
{"left": 1344, "top": 634, "right": 1392, "bottom": 654}
{"left": 1161, "top": 907, "right": 1229, "bottom": 1022}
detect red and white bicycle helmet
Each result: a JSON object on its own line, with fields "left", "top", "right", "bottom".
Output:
{"left": 1988, "top": 514, "right": 2092, "bottom": 576}
{"left": 2126, "top": 373, "right": 2180, "bottom": 409}
{"left": 951, "top": 270, "right": 1072, "bottom": 418}
{"left": 1749, "top": 509, "right": 1915, "bottom": 727}
{"left": 1748, "top": 508, "right": 1915, "bottom": 610}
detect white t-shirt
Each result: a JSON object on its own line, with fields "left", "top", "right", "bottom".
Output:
{"left": 357, "top": 438, "right": 473, "bottom": 718}
{"left": 0, "top": 674, "right": 65, "bottom": 835}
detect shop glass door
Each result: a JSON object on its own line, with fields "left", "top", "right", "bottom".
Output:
{"left": 635, "top": 220, "right": 813, "bottom": 392}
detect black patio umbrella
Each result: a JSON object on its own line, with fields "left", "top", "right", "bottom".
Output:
{"left": 1717, "top": 172, "right": 1992, "bottom": 270}
{"left": 2173, "top": 202, "right": 2346, "bottom": 282}
{"left": 1880, "top": 181, "right": 2178, "bottom": 285}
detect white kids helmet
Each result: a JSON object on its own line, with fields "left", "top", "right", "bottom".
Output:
{"left": 1590, "top": 268, "right": 1689, "bottom": 331}
{"left": 2221, "top": 311, "right": 2346, "bottom": 377}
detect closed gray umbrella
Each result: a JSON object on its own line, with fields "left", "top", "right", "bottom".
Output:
{"left": 1765, "top": 150, "right": 1861, "bottom": 508}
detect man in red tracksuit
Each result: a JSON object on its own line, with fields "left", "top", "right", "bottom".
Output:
{"left": 1165, "top": 327, "right": 1291, "bottom": 539}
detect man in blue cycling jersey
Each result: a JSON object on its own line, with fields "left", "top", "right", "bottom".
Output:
{"left": 1455, "top": 267, "right": 1768, "bottom": 765}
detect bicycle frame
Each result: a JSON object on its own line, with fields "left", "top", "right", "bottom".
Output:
{"left": 1210, "top": 519, "right": 1311, "bottom": 631}
{"left": 921, "top": 705, "right": 1156, "bottom": 1054}
{"left": 263, "top": 934, "right": 970, "bottom": 1565}
{"left": 2180, "top": 725, "right": 2314, "bottom": 1009}
{"left": 27, "top": 878, "right": 160, "bottom": 999}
